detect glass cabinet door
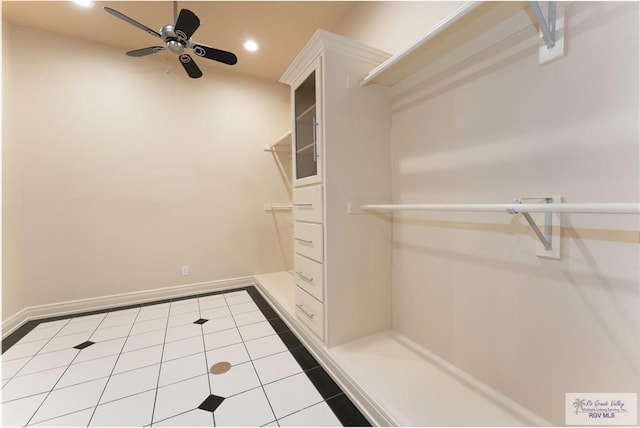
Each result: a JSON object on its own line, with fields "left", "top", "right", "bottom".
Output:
{"left": 293, "top": 65, "right": 321, "bottom": 185}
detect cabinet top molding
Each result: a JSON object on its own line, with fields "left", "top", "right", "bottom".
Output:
{"left": 280, "top": 29, "right": 391, "bottom": 86}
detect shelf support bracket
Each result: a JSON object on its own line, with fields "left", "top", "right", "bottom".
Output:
{"left": 508, "top": 198, "right": 553, "bottom": 250}
{"left": 530, "top": 1, "right": 556, "bottom": 49}
{"left": 530, "top": 1, "right": 565, "bottom": 64}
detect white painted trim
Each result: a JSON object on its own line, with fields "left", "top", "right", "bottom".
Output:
{"left": 2, "top": 276, "right": 254, "bottom": 339}
{"left": 280, "top": 29, "right": 390, "bottom": 85}
{"left": 2, "top": 308, "right": 29, "bottom": 339}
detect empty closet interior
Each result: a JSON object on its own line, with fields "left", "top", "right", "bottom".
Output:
{"left": 258, "top": 1, "right": 640, "bottom": 426}
{"left": 3, "top": 1, "right": 639, "bottom": 426}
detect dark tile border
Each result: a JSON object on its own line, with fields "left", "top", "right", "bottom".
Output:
{"left": 247, "top": 288, "right": 371, "bottom": 426}
{"left": 327, "top": 393, "right": 372, "bottom": 427}
{"left": 306, "top": 366, "right": 343, "bottom": 400}
{"left": 1, "top": 284, "right": 372, "bottom": 427}
{"left": 2, "top": 285, "right": 254, "bottom": 354}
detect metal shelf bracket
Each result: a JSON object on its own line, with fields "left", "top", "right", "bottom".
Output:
{"left": 530, "top": 1, "right": 566, "bottom": 64}
{"left": 530, "top": 1, "right": 556, "bottom": 49}
{"left": 507, "top": 198, "right": 553, "bottom": 251}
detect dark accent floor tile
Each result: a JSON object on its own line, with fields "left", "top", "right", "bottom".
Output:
{"left": 198, "top": 394, "right": 225, "bottom": 412}
{"left": 305, "top": 366, "right": 342, "bottom": 400}
{"left": 194, "top": 318, "right": 209, "bottom": 325}
{"left": 326, "top": 393, "right": 371, "bottom": 427}
{"left": 246, "top": 287, "right": 263, "bottom": 298}
{"left": 253, "top": 298, "right": 271, "bottom": 310}
{"left": 290, "top": 346, "right": 319, "bottom": 371}
{"left": 267, "top": 318, "right": 289, "bottom": 334}
{"left": 140, "top": 297, "right": 173, "bottom": 307}
{"left": 74, "top": 341, "right": 95, "bottom": 350}
{"left": 259, "top": 307, "right": 279, "bottom": 320}
{"left": 277, "top": 330, "right": 302, "bottom": 350}
{"left": 1, "top": 320, "right": 39, "bottom": 354}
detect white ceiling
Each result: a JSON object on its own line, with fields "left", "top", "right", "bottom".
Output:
{"left": 2, "top": 1, "right": 357, "bottom": 82}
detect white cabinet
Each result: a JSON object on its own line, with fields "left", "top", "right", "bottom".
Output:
{"left": 292, "top": 58, "right": 322, "bottom": 187}
{"left": 294, "top": 253, "right": 324, "bottom": 302}
{"left": 293, "top": 222, "right": 323, "bottom": 263}
{"left": 292, "top": 184, "right": 323, "bottom": 223}
{"left": 281, "top": 30, "right": 392, "bottom": 347}
{"left": 295, "top": 286, "right": 325, "bottom": 340}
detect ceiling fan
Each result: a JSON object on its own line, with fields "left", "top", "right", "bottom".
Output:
{"left": 104, "top": 2, "right": 238, "bottom": 79}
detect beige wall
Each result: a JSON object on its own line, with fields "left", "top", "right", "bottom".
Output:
{"left": 2, "top": 23, "right": 292, "bottom": 321}
{"left": 339, "top": 1, "right": 639, "bottom": 425}
{"left": 335, "top": 1, "right": 466, "bottom": 55}
{"left": 3, "top": 16, "right": 29, "bottom": 323}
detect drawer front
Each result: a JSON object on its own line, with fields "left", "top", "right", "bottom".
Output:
{"left": 294, "top": 222, "right": 323, "bottom": 262}
{"left": 294, "top": 254, "right": 324, "bottom": 302}
{"left": 295, "top": 286, "right": 324, "bottom": 340}
{"left": 293, "top": 185, "right": 323, "bottom": 223}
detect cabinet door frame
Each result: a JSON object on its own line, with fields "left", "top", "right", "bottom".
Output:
{"left": 291, "top": 56, "right": 323, "bottom": 187}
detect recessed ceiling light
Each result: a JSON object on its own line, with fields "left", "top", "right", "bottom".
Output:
{"left": 243, "top": 40, "right": 259, "bottom": 52}
{"left": 72, "top": 0, "right": 94, "bottom": 7}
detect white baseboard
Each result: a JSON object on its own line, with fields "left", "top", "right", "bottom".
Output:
{"left": 2, "top": 276, "right": 254, "bottom": 339}
{"left": 2, "top": 308, "right": 30, "bottom": 339}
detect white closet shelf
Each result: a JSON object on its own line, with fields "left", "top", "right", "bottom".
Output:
{"left": 263, "top": 131, "right": 292, "bottom": 152}
{"left": 360, "top": 1, "right": 534, "bottom": 87}
{"left": 254, "top": 271, "right": 296, "bottom": 317}
{"left": 329, "top": 331, "right": 550, "bottom": 426}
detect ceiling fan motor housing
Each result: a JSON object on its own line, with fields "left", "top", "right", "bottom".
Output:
{"left": 161, "top": 25, "right": 186, "bottom": 54}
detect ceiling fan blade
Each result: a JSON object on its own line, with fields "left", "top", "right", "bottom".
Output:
{"left": 174, "top": 9, "right": 200, "bottom": 42}
{"left": 190, "top": 44, "right": 238, "bottom": 65}
{"left": 179, "top": 54, "right": 203, "bottom": 79}
{"left": 104, "top": 7, "right": 161, "bottom": 39}
{"left": 126, "top": 46, "right": 166, "bottom": 57}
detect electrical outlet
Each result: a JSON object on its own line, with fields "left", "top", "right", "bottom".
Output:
{"left": 181, "top": 266, "right": 189, "bottom": 276}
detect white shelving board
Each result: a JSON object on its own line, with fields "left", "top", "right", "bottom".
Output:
{"left": 263, "top": 131, "right": 292, "bottom": 152}
{"left": 360, "top": 1, "right": 535, "bottom": 87}
{"left": 253, "top": 271, "right": 296, "bottom": 317}
{"left": 329, "top": 331, "right": 550, "bottom": 426}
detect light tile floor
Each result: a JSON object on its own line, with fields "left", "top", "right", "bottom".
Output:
{"left": 1, "top": 286, "right": 369, "bottom": 427}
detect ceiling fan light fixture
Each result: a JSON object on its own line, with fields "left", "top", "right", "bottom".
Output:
{"left": 167, "top": 40, "right": 185, "bottom": 54}
{"left": 243, "top": 39, "right": 259, "bottom": 52}
{"left": 72, "top": 0, "right": 94, "bottom": 8}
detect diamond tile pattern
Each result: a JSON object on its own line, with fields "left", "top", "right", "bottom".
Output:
{"left": 1, "top": 286, "right": 369, "bottom": 427}
{"left": 73, "top": 341, "right": 95, "bottom": 350}
{"left": 198, "top": 394, "right": 225, "bottom": 412}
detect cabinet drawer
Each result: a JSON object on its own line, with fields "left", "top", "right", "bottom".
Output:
{"left": 295, "top": 286, "right": 324, "bottom": 340}
{"left": 294, "top": 222, "right": 323, "bottom": 262}
{"left": 294, "top": 254, "right": 324, "bottom": 302}
{"left": 293, "top": 185, "right": 323, "bottom": 223}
